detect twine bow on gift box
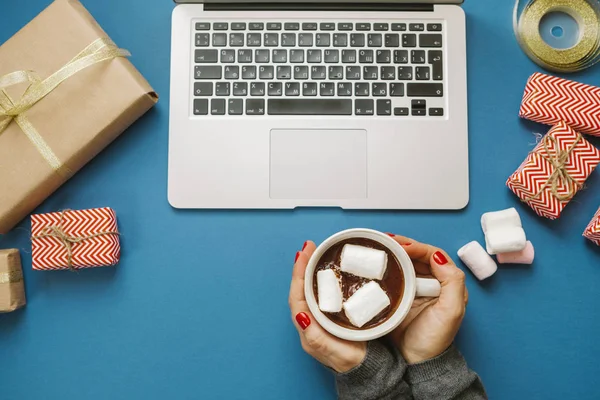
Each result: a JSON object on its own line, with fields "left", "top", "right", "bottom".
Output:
{"left": 0, "top": 38, "right": 130, "bottom": 178}
{"left": 525, "top": 133, "right": 584, "bottom": 202}
{"left": 31, "top": 210, "right": 120, "bottom": 271}
{"left": 0, "top": 270, "right": 23, "bottom": 284}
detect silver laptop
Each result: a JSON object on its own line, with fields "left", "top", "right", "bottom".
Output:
{"left": 168, "top": 0, "right": 469, "bottom": 210}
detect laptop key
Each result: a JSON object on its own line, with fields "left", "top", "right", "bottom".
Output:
{"left": 377, "top": 99, "right": 392, "bottom": 115}
{"left": 215, "top": 82, "right": 230, "bottom": 96}
{"left": 250, "top": 82, "right": 265, "bottom": 96}
{"left": 333, "top": 34, "right": 348, "bottom": 47}
{"left": 195, "top": 49, "right": 218, "bottom": 63}
{"left": 307, "top": 49, "right": 322, "bottom": 63}
{"left": 320, "top": 83, "right": 335, "bottom": 96}
{"left": 385, "top": 34, "right": 400, "bottom": 47}
{"left": 409, "top": 23, "right": 425, "bottom": 31}
{"left": 412, "top": 99, "right": 426, "bottom": 108}
{"left": 397, "top": 66, "right": 413, "bottom": 80}
{"left": 294, "top": 65, "right": 309, "bottom": 79}
{"left": 246, "top": 99, "right": 265, "bottom": 115}
{"left": 211, "top": 99, "right": 226, "bottom": 115}
{"left": 277, "top": 66, "right": 292, "bottom": 79}
{"left": 303, "top": 82, "right": 318, "bottom": 96}
{"left": 359, "top": 50, "right": 374, "bottom": 63}
{"left": 374, "top": 23, "right": 389, "bottom": 31}
{"left": 267, "top": 23, "right": 282, "bottom": 30}
{"left": 320, "top": 23, "right": 335, "bottom": 31}
{"left": 390, "top": 83, "right": 404, "bottom": 96}
{"left": 355, "top": 83, "right": 369, "bottom": 96}
{"left": 225, "top": 66, "right": 240, "bottom": 79}
{"left": 412, "top": 109, "right": 426, "bottom": 116}
{"left": 302, "top": 23, "right": 318, "bottom": 31}
{"left": 195, "top": 66, "right": 221, "bottom": 79}
{"left": 195, "top": 22, "right": 210, "bottom": 31}
{"left": 368, "top": 34, "right": 382, "bottom": 47}
{"left": 381, "top": 66, "right": 395, "bottom": 80}
{"left": 299, "top": 33, "right": 313, "bottom": 47}
{"left": 338, "top": 23, "right": 353, "bottom": 31}
{"left": 429, "top": 50, "right": 443, "bottom": 80}
{"left": 363, "top": 66, "right": 378, "bottom": 80}
{"left": 285, "top": 82, "right": 300, "bottom": 96}
{"left": 394, "top": 107, "right": 409, "bottom": 115}
{"left": 324, "top": 49, "right": 339, "bottom": 63}
{"left": 411, "top": 50, "right": 426, "bottom": 64}
{"left": 284, "top": 23, "right": 300, "bottom": 31}
{"left": 351, "top": 34, "right": 365, "bottom": 47}
{"left": 342, "top": 50, "right": 357, "bottom": 63}
{"left": 238, "top": 50, "right": 252, "bottom": 63}
{"left": 242, "top": 66, "right": 257, "bottom": 79}
{"left": 268, "top": 82, "right": 282, "bottom": 96}
{"left": 429, "top": 108, "right": 444, "bottom": 116}
{"left": 228, "top": 99, "right": 243, "bottom": 115}
{"left": 264, "top": 33, "right": 278, "bottom": 46}
{"left": 193, "top": 99, "right": 208, "bottom": 115}
{"left": 232, "top": 23, "right": 246, "bottom": 31}
{"left": 247, "top": 33, "right": 262, "bottom": 46}
{"left": 394, "top": 50, "right": 409, "bottom": 64}
{"left": 402, "top": 34, "right": 417, "bottom": 47}
{"left": 416, "top": 66, "right": 430, "bottom": 80}
{"left": 273, "top": 49, "right": 287, "bottom": 63}
{"left": 233, "top": 82, "right": 248, "bottom": 96}
{"left": 346, "top": 66, "right": 361, "bottom": 80}
{"left": 407, "top": 83, "right": 443, "bottom": 97}
{"left": 372, "top": 83, "right": 387, "bottom": 97}
{"left": 376, "top": 50, "right": 391, "bottom": 63}
{"left": 311, "top": 66, "right": 326, "bottom": 79}
{"left": 282, "top": 33, "right": 296, "bottom": 47}
{"left": 249, "top": 23, "right": 264, "bottom": 30}
{"left": 290, "top": 49, "right": 304, "bottom": 63}
{"left": 214, "top": 23, "right": 228, "bottom": 30}
{"left": 420, "top": 34, "right": 442, "bottom": 48}
{"left": 213, "top": 33, "right": 227, "bottom": 47}
{"left": 195, "top": 33, "right": 210, "bottom": 47}
{"left": 259, "top": 65, "right": 274, "bottom": 79}
{"left": 392, "top": 23, "right": 407, "bottom": 31}
{"left": 316, "top": 33, "right": 331, "bottom": 47}
{"left": 337, "top": 82, "right": 352, "bottom": 96}
{"left": 328, "top": 66, "right": 343, "bottom": 80}
{"left": 268, "top": 99, "right": 352, "bottom": 115}
{"left": 355, "top": 99, "right": 374, "bottom": 115}
{"left": 255, "top": 49, "right": 270, "bottom": 63}
{"left": 194, "top": 82, "right": 213, "bottom": 96}
{"left": 356, "top": 23, "right": 371, "bottom": 31}
{"left": 427, "top": 23, "right": 442, "bottom": 31}
{"left": 221, "top": 50, "right": 235, "bottom": 63}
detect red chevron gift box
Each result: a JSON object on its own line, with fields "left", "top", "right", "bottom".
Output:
{"left": 507, "top": 122, "right": 600, "bottom": 220}
{"left": 31, "top": 208, "right": 120, "bottom": 270}
{"left": 519, "top": 73, "right": 600, "bottom": 137}
{"left": 583, "top": 207, "right": 600, "bottom": 246}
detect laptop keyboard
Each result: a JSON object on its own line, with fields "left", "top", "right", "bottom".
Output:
{"left": 191, "top": 20, "right": 445, "bottom": 117}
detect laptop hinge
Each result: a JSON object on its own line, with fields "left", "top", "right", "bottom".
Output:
{"left": 204, "top": 3, "right": 434, "bottom": 12}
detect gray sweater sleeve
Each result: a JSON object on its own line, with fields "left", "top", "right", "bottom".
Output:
{"left": 335, "top": 340, "right": 413, "bottom": 400}
{"left": 407, "top": 346, "right": 487, "bottom": 400}
{"left": 335, "top": 343, "right": 486, "bottom": 400}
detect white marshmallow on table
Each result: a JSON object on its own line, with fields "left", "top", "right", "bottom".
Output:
{"left": 481, "top": 208, "right": 522, "bottom": 234}
{"left": 496, "top": 241, "right": 535, "bottom": 265}
{"left": 485, "top": 227, "right": 527, "bottom": 255}
{"left": 343, "top": 281, "right": 390, "bottom": 328}
{"left": 317, "top": 269, "right": 343, "bottom": 313}
{"left": 457, "top": 241, "right": 498, "bottom": 280}
{"left": 340, "top": 244, "right": 388, "bottom": 280}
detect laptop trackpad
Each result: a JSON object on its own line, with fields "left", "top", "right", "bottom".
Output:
{"left": 270, "top": 129, "right": 368, "bottom": 200}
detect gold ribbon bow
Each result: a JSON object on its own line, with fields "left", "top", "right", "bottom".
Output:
{"left": 526, "top": 133, "right": 584, "bottom": 202}
{"left": 0, "top": 38, "right": 130, "bottom": 177}
{"left": 31, "top": 211, "right": 120, "bottom": 271}
{"left": 0, "top": 270, "right": 23, "bottom": 284}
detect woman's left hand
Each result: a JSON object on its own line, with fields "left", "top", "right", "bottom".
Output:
{"left": 289, "top": 241, "right": 367, "bottom": 373}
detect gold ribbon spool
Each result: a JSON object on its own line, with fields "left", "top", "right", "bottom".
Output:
{"left": 514, "top": 0, "right": 600, "bottom": 72}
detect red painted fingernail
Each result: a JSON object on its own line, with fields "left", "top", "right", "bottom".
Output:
{"left": 402, "top": 242, "right": 412, "bottom": 247}
{"left": 296, "top": 312, "right": 311, "bottom": 330}
{"left": 385, "top": 233, "right": 395, "bottom": 237}
{"left": 433, "top": 251, "right": 449, "bottom": 265}
{"left": 302, "top": 241, "right": 308, "bottom": 250}
{"left": 295, "top": 252, "right": 301, "bottom": 263}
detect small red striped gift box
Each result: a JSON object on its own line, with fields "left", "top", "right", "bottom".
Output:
{"left": 31, "top": 208, "right": 120, "bottom": 270}
{"left": 507, "top": 122, "right": 600, "bottom": 219}
{"left": 584, "top": 207, "right": 600, "bottom": 246}
{"left": 519, "top": 72, "right": 600, "bottom": 137}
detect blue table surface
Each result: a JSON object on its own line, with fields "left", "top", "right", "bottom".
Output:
{"left": 1, "top": 1, "right": 600, "bottom": 399}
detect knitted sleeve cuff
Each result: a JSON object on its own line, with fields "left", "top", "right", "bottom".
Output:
{"left": 406, "top": 345, "right": 467, "bottom": 384}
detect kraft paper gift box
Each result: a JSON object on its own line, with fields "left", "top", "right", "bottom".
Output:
{"left": 0, "top": 0, "right": 158, "bottom": 234}
{"left": 583, "top": 207, "right": 600, "bottom": 246}
{"left": 31, "top": 207, "right": 120, "bottom": 270}
{"left": 506, "top": 122, "right": 600, "bottom": 219}
{"left": 0, "top": 249, "right": 26, "bottom": 313}
{"left": 519, "top": 72, "right": 600, "bottom": 137}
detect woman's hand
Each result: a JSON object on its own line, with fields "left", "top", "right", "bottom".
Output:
{"left": 289, "top": 241, "right": 367, "bottom": 373}
{"left": 388, "top": 234, "right": 469, "bottom": 364}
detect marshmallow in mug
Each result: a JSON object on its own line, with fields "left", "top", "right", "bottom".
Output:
{"left": 340, "top": 244, "right": 388, "bottom": 280}
{"left": 317, "top": 269, "right": 343, "bottom": 313}
{"left": 457, "top": 241, "right": 497, "bottom": 281}
{"left": 343, "top": 281, "right": 391, "bottom": 328}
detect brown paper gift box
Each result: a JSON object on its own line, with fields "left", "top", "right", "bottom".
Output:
{"left": 0, "top": 0, "right": 158, "bottom": 234}
{"left": 0, "top": 249, "right": 26, "bottom": 313}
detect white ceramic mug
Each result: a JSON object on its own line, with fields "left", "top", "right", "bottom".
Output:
{"left": 304, "top": 228, "right": 442, "bottom": 342}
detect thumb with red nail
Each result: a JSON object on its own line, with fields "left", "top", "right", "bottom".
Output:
{"left": 289, "top": 241, "right": 366, "bottom": 373}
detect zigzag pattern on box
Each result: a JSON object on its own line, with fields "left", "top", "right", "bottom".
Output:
{"left": 583, "top": 207, "right": 600, "bottom": 246}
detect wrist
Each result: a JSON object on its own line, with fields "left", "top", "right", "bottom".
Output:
{"left": 332, "top": 345, "right": 367, "bottom": 373}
